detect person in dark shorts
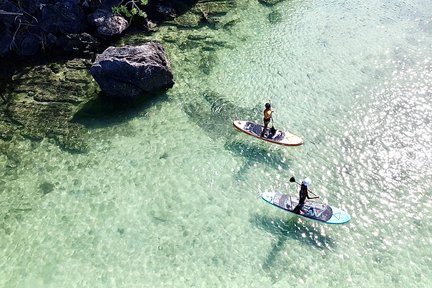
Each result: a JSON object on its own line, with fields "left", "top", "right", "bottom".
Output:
{"left": 260, "top": 103, "right": 273, "bottom": 137}
{"left": 293, "top": 178, "right": 319, "bottom": 214}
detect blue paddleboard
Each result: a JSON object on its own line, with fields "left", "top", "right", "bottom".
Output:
{"left": 261, "top": 191, "right": 351, "bottom": 224}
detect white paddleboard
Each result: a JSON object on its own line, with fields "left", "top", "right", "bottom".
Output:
{"left": 233, "top": 120, "right": 303, "bottom": 146}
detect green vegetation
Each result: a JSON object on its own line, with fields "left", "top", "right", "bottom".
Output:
{"left": 112, "top": 0, "right": 149, "bottom": 18}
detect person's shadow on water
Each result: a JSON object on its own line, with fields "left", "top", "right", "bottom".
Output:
{"left": 224, "top": 140, "right": 291, "bottom": 179}
{"left": 183, "top": 90, "right": 259, "bottom": 141}
{"left": 250, "top": 213, "right": 336, "bottom": 283}
{"left": 183, "top": 90, "right": 291, "bottom": 177}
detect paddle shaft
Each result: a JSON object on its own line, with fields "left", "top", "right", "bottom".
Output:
{"left": 292, "top": 180, "right": 320, "bottom": 199}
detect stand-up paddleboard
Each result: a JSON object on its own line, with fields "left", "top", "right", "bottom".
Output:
{"left": 261, "top": 191, "right": 351, "bottom": 224}
{"left": 233, "top": 120, "right": 303, "bottom": 146}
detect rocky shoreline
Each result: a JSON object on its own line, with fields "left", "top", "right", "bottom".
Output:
{"left": 0, "top": 0, "right": 199, "bottom": 58}
{"left": 0, "top": 0, "right": 282, "bottom": 160}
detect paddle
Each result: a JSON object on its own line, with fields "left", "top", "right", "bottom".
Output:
{"left": 270, "top": 117, "right": 276, "bottom": 135}
{"left": 289, "top": 176, "right": 320, "bottom": 199}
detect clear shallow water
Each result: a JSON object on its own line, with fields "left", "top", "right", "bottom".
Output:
{"left": 1, "top": 0, "right": 432, "bottom": 287}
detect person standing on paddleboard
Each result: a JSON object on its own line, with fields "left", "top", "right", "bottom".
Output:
{"left": 260, "top": 103, "right": 273, "bottom": 137}
{"left": 292, "top": 178, "right": 319, "bottom": 214}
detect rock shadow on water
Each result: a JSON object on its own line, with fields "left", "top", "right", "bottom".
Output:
{"left": 250, "top": 213, "right": 336, "bottom": 282}
{"left": 73, "top": 91, "right": 169, "bottom": 128}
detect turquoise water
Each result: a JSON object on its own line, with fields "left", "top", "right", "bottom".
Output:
{"left": 1, "top": 0, "right": 432, "bottom": 287}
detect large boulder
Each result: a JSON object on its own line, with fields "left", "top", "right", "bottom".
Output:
{"left": 89, "top": 42, "right": 174, "bottom": 98}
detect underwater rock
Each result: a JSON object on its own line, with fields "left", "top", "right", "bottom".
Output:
{"left": 268, "top": 10, "right": 283, "bottom": 24}
{"left": 39, "top": 181, "right": 55, "bottom": 195}
{"left": 3, "top": 58, "right": 99, "bottom": 152}
{"left": 89, "top": 42, "right": 174, "bottom": 98}
{"left": 258, "top": 0, "right": 285, "bottom": 7}
{"left": 56, "top": 33, "right": 100, "bottom": 53}
{"left": 146, "top": 0, "right": 196, "bottom": 24}
{"left": 0, "top": 118, "right": 14, "bottom": 141}
{"left": 170, "top": 12, "right": 203, "bottom": 28}
{"left": 165, "top": 0, "right": 236, "bottom": 28}
{"left": 155, "top": 1, "right": 177, "bottom": 19}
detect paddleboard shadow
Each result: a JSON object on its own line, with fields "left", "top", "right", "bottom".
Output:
{"left": 250, "top": 213, "right": 336, "bottom": 249}
{"left": 183, "top": 91, "right": 258, "bottom": 141}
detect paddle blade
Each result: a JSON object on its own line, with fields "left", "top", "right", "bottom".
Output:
{"left": 289, "top": 176, "right": 296, "bottom": 182}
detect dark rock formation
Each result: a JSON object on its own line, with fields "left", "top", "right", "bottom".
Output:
{"left": 0, "top": 29, "right": 13, "bottom": 56}
{"left": 17, "top": 33, "right": 42, "bottom": 56}
{"left": 39, "top": 181, "right": 55, "bottom": 195}
{"left": 268, "top": 10, "right": 283, "bottom": 24}
{"left": 164, "top": 0, "right": 236, "bottom": 29}
{"left": 88, "top": 9, "right": 129, "bottom": 38}
{"left": 56, "top": 33, "right": 100, "bottom": 53}
{"left": 86, "top": 0, "right": 122, "bottom": 11}
{"left": 89, "top": 42, "right": 174, "bottom": 98}
{"left": 0, "top": 0, "right": 237, "bottom": 57}
{"left": 0, "top": 0, "right": 198, "bottom": 58}
{"left": 0, "top": 0, "right": 236, "bottom": 155}
{"left": 0, "top": 0, "right": 108, "bottom": 57}
{"left": 40, "top": 0, "right": 88, "bottom": 34}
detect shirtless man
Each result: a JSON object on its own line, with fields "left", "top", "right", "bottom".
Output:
{"left": 260, "top": 103, "right": 273, "bottom": 137}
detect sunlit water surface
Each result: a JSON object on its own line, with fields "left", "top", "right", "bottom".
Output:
{"left": 1, "top": 0, "right": 432, "bottom": 287}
